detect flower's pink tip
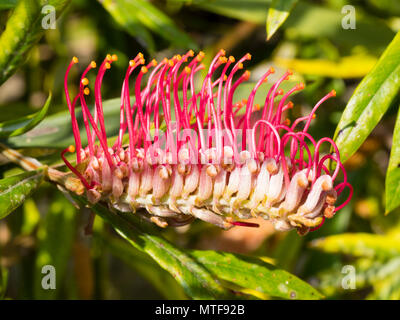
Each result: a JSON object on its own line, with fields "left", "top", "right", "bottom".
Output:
{"left": 230, "top": 221, "right": 260, "bottom": 228}
{"left": 90, "top": 61, "right": 97, "bottom": 68}
{"left": 330, "top": 89, "right": 337, "bottom": 97}
{"left": 72, "top": 56, "right": 79, "bottom": 64}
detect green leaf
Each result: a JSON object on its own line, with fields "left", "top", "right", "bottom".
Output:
{"left": 34, "top": 193, "right": 76, "bottom": 299}
{"left": 73, "top": 196, "right": 234, "bottom": 299}
{"left": 0, "top": 0, "right": 17, "bottom": 10}
{"left": 0, "top": 0, "right": 70, "bottom": 85}
{"left": 311, "top": 233, "right": 400, "bottom": 259}
{"left": 333, "top": 31, "right": 400, "bottom": 163}
{"left": 386, "top": 107, "right": 400, "bottom": 214}
{"left": 266, "top": 0, "right": 298, "bottom": 40}
{"left": 178, "top": 0, "right": 269, "bottom": 23}
{"left": 0, "top": 169, "right": 44, "bottom": 220}
{"left": 99, "top": 0, "right": 155, "bottom": 52}
{"left": 96, "top": 232, "right": 187, "bottom": 299}
{"left": 102, "top": 0, "right": 197, "bottom": 50}
{"left": 0, "top": 93, "right": 51, "bottom": 138}
{"left": 190, "top": 250, "right": 323, "bottom": 300}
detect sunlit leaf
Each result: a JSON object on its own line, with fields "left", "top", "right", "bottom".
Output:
{"left": 334, "top": 31, "right": 400, "bottom": 162}
{"left": 0, "top": 0, "right": 70, "bottom": 85}
{"left": 73, "top": 196, "right": 234, "bottom": 299}
{"left": 34, "top": 193, "right": 76, "bottom": 299}
{"left": 0, "top": 93, "right": 51, "bottom": 138}
{"left": 311, "top": 233, "right": 400, "bottom": 259}
{"left": 275, "top": 54, "right": 377, "bottom": 79}
{"left": 190, "top": 250, "right": 323, "bottom": 300}
{"left": 266, "top": 0, "right": 298, "bottom": 40}
{"left": 97, "top": 232, "right": 187, "bottom": 299}
{"left": 0, "top": 169, "right": 44, "bottom": 220}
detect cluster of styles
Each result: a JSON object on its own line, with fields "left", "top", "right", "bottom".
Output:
{"left": 62, "top": 50, "right": 352, "bottom": 235}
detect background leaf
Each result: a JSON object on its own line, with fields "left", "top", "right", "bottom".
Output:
{"left": 386, "top": 106, "right": 400, "bottom": 214}
{"left": 73, "top": 197, "right": 234, "bottom": 299}
{"left": 99, "top": 0, "right": 155, "bottom": 52}
{"left": 0, "top": 169, "right": 44, "bottom": 220}
{"left": 101, "top": 0, "right": 196, "bottom": 50}
{"left": 190, "top": 250, "right": 323, "bottom": 300}
{"left": 0, "top": 0, "right": 16, "bottom": 10}
{"left": 311, "top": 233, "right": 400, "bottom": 259}
{"left": 0, "top": 0, "right": 70, "bottom": 85}
{"left": 266, "top": 0, "right": 298, "bottom": 40}
{"left": 334, "top": 31, "right": 400, "bottom": 162}
{"left": 0, "top": 93, "right": 51, "bottom": 138}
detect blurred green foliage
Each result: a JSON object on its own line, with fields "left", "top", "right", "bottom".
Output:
{"left": 0, "top": 0, "right": 399, "bottom": 300}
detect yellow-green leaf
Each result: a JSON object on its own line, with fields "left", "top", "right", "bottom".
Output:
{"left": 334, "top": 31, "right": 400, "bottom": 162}
{"left": 0, "top": 93, "right": 51, "bottom": 138}
{"left": 0, "top": 169, "right": 44, "bottom": 220}
{"left": 275, "top": 54, "right": 377, "bottom": 79}
{"left": 311, "top": 233, "right": 400, "bottom": 259}
{"left": 385, "top": 106, "right": 400, "bottom": 214}
{"left": 266, "top": 0, "right": 298, "bottom": 40}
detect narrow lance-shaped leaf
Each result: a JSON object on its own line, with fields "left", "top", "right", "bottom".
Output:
{"left": 334, "top": 31, "right": 400, "bottom": 162}
{"left": 0, "top": 0, "right": 70, "bottom": 85}
{"left": 102, "top": 0, "right": 197, "bottom": 50}
{"left": 73, "top": 196, "right": 234, "bottom": 299}
{"left": 386, "top": 106, "right": 400, "bottom": 214}
{"left": 266, "top": 0, "right": 298, "bottom": 40}
{"left": 0, "top": 93, "right": 51, "bottom": 138}
{"left": 190, "top": 250, "right": 323, "bottom": 300}
{"left": 99, "top": 0, "right": 155, "bottom": 52}
{"left": 0, "top": 169, "right": 44, "bottom": 219}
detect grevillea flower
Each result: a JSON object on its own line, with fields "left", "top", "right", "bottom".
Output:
{"left": 62, "top": 50, "right": 352, "bottom": 235}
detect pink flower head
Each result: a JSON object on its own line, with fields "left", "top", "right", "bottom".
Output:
{"left": 62, "top": 51, "right": 352, "bottom": 235}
